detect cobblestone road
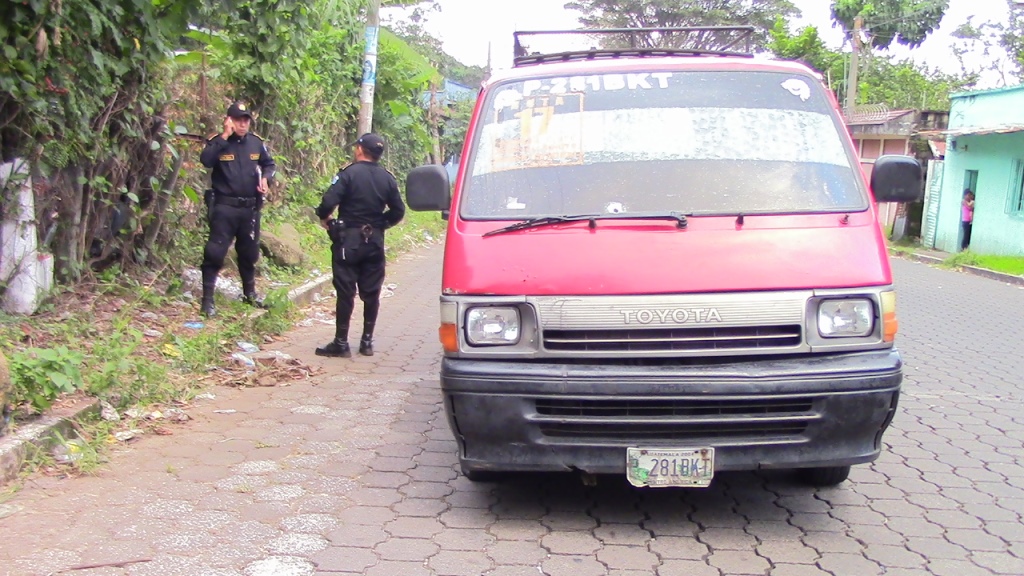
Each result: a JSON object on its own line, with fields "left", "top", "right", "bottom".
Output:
{"left": 2, "top": 244, "right": 1023, "bottom": 576}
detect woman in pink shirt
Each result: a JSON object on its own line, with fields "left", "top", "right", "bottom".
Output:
{"left": 961, "top": 189, "right": 975, "bottom": 251}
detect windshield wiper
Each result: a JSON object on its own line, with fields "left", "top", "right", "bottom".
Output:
{"left": 483, "top": 211, "right": 689, "bottom": 237}
{"left": 482, "top": 214, "right": 600, "bottom": 237}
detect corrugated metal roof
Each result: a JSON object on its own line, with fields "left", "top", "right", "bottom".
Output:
{"left": 845, "top": 109, "right": 915, "bottom": 126}
{"left": 917, "top": 125, "right": 1024, "bottom": 139}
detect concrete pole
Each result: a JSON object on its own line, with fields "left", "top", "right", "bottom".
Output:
{"left": 845, "top": 16, "right": 863, "bottom": 115}
{"left": 357, "top": 0, "right": 381, "bottom": 136}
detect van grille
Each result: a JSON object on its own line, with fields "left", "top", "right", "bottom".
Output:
{"left": 539, "top": 421, "right": 809, "bottom": 441}
{"left": 535, "top": 397, "right": 814, "bottom": 417}
{"left": 534, "top": 397, "right": 815, "bottom": 443}
{"left": 542, "top": 325, "right": 802, "bottom": 352}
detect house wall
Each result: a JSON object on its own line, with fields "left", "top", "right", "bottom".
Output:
{"left": 948, "top": 88, "right": 1024, "bottom": 128}
{"left": 936, "top": 131, "right": 1024, "bottom": 255}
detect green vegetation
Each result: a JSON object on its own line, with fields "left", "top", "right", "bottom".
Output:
{"left": 943, "top": 252, "right": 1024, "bottom": 277}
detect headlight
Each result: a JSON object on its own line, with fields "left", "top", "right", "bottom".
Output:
{"left": 818, "top": 299, "right": 873, "bottom": 338}
{"left": 466, "top": 307, "right": 520, "bottom": 346}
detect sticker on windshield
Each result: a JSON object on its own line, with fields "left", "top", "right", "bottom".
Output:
{"left": 605, "top": 202, "right": 625, "bottom": 213}
{"left": 483, "top": 93, "right": 587, "bottom": 173}
{"left": 782, "top": 79, "right": 811, "bottom": 102}
{"left": 506, "top": 197, "right": 526, "bottom": 210}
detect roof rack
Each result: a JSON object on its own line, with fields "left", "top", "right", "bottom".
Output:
{"left": 513, "top": 26, "right": 756, "bottom": 67}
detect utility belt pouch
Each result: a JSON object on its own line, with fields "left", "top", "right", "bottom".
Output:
{"left": 327, "top": 219, "right": 346, "bottom": 245}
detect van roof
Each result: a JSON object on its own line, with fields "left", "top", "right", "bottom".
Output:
{"left": 485, "top": 56, "right": 820, "bottom": 88}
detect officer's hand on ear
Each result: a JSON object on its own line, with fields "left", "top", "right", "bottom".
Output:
{"left": 221, "top": 116, "right": 235, "bottom": 140}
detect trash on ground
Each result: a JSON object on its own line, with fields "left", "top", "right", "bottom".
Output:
{"left": 100, "top": 401, "right": 120, "bottom": 422}
{"left": 194, "top": 393, "right": 216, "bottom": 401}
{"left": 163, "top": 408, "right": 190, "bottom": 422}
{"left": 113, "top": 429, "right": 144, "bottom": 442}
{"left": 231, "top": 353, "right": 256, "bottom": 369}
{"left": 183, "top": 321, "right": 204, "bottom": 330}
{"left": 237, "top": 341, "right": 260, "bottom": 353}
{"left": 213, "top": 409, "right": 237, "bottom": 414}
{"left": 53, "top": 439, "right": 87, "bottom": 463}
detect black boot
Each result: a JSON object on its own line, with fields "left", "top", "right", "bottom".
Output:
{"left": 359, "top": 334, "right": 373, "bottom": 357}
{"left": 200, "top": 285, "right": 216, "bottom": 317}
{"left": 358, "top": 321, "right": 374, "bottom": 356}
{"left": 242, "top": 280, "right": 266, "bottom": 309}
{"left": 242, "top": 293, "right": 267, "bottom": 309}
{"left": 315, "top": 339, "right": 351, "bottom": 358}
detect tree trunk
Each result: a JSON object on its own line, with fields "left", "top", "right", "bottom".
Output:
{"left": 52, "top": 165, "right": 84, "bottom": 282}
{"left": 139, "top": 149, "right": 185, "bottom": 264}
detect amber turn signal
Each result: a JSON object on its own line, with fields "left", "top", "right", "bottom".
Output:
{"left": 439, "top": 323, "right": 458, "bottom": 352}
{"left": 880, "top": 291, "right": 898, "bottom": 343}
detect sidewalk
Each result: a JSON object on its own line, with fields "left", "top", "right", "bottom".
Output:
{"left": 891, "top": 246, "right": 1024, "bottom": 287}
{"left": 0, "top": 271, "right": 337, "bottom": 486}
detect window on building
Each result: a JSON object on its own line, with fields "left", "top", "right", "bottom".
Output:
{"left": 1010, "top": 160, "right": 1024, "bottom": 215}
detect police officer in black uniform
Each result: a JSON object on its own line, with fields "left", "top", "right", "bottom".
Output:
{"left": 198, "top": 101, "right": 276, "bottom": 317}
{"left": 314, "top": 133, "right": 406, "bottom": 357}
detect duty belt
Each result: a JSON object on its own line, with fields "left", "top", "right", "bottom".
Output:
{"left": 215, "top": 195, "right": 258, "bottom": 208}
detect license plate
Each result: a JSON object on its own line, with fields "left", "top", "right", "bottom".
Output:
{"left": 626, "top": 447, "right": 715, "bottom": 488}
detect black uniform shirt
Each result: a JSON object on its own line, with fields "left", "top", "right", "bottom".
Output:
{"left": 200, "top": 133, "right": 276, "bottom": 197}
{"left": 316, "top": 161, "right": 406, "bottom": 230}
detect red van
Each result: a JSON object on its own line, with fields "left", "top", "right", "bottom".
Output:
{"left": 406, "top": 28, "right": 922, "bottom": 488}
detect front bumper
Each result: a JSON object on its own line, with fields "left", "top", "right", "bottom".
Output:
{"left": 442, "top": 349, "right": 902, "bottom": 475}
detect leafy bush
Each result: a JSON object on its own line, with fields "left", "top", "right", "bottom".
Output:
{"left": 10, "top": 346, "right": 85, "bottom": 413}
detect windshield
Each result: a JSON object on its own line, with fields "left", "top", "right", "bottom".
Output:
{"left": 461, "top": 70, "right": 866, "bottom": 220}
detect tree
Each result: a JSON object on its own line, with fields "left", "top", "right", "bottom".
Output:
{"left": 563, "top": 0, "right": 800, "bottom": 51}
{"left": 769, "top": 19, "right": 974, "bottom": 110}
{"left": 1004, "top": 1, "right": 1024, "bottom": 77}
{"left": 831, "top": 0, "right": 948, "bottom": 50}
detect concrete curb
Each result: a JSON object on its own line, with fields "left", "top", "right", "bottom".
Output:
{"left": 0, "top": 274, "right": 336, "bottom": 487}
{"left": 288, "top": 274, "right": 334, "bottom": 308}
{"left": 892, "top": 250, "right": 1024, "bottom": 287}
{"left": 0, "top": 396, "right": 99, "bottom": 486}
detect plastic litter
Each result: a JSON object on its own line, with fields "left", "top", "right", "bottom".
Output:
{"left": 113, "top": 429, "right": 143, "bottom": 442}
{"left": 237, "top": 341, "right": 260, "bottom": 353}
{"left": 231, "top": 353, "right": 255, "bottom": 369}
{"left": 183, "top": 321, "right": 204, "bottom": 329}
{"left": 194, "top": 393, "right": 216, "bottom": 400}
{"left": 53, "top": 439, "right": 86, "bottom": 463}
{"left": 213, "top": 409, "right": 237, "bottom": 414}
{"left": 100, "top": 401, "right": 120, "bottom": 422}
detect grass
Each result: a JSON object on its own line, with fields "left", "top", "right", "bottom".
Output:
{"left": 971, "top": 255, "right": 1024, "bottom": 277}
{"left": 889, "top": 238, "right": 1024, "bottom": 277}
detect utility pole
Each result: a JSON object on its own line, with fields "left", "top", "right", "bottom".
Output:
{"left": 845, "top": 16, "right": 863, "bottom": 116}
{"left": 357, "top": 0, "right": 381, "bottom": 135}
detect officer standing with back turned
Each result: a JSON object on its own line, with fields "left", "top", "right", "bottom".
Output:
{"left": 314, "top": 133, "right": 405, "bottom": 358}
{"left": 198, "top": 101, "right": 276, "bottom": 317}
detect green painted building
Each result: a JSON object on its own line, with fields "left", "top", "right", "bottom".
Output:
{"left": 926, "top": 85, "right": 1024, "bottom": 256}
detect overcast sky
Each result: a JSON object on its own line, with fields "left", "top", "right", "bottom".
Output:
{"left": 382, "top": 0, "right": 1018, "bottom": 87}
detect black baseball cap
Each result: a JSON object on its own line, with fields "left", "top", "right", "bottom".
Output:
{"left": 226, "top": 101, "right": 253, "bottom": 119}
{"left": 355, "top": 133, "right": 386, "bottom": 156}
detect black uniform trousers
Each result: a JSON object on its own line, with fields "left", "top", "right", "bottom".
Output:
{"left": 331, "top": 226, "right": 386, "bottom": 341}
{"left": 201, "top": 203, "right": 261, "bottom": 292}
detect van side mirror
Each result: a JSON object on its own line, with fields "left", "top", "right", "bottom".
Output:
{"left": 406, "top": 165, "right": 451, "bottom": 212}
{"left": 871, "top": 155, "right": 923, "bottom": 203}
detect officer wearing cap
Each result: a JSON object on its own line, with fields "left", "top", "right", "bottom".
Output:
{"left": 198, "top": 101, "right": 276, "bottom": 317}
{"left": 314, "top": 133, "right": 406, "bottom": 358}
